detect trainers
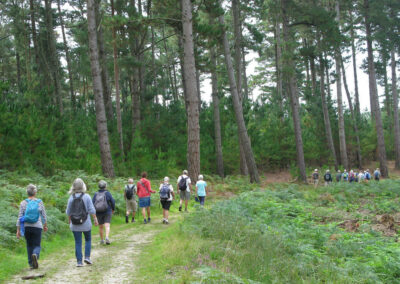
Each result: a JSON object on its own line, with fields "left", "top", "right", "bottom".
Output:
{"left": 31, "top": 254, "right": 38, "bottom": 269}
{"left": 76, "top": 263, "right": 84, "bottom": 267}
{"left": 147, "top": 217, "right": 151, "bottom": 223}
{"left": 125, "top": 215, "right": 129, "bottom": 223}
{"left": 84, "top": 258, "right": 92, "bottom": 265}
{"left": 162, "top": 219, "right": 166, "bottom": 224}
{"left": 143, "top": 219, "right": 147, "bottom": 224}
{"left": 179, "top": 206, "right": 182, "bottom": 212}
{"left": 105, "top": 238, "right": 111, "bottom": 245}
{"left": 131, "top": 218, "right": 135, "bottom": 223}
{"left": 165, "top": 220, "right": 169, "bottom": 225}
{"left": 100, "top": 239, "right": 105, "bottom": 245}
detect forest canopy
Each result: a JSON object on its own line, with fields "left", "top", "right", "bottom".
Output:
{"left": 0, "top": 0, "right": 399, "bottom": 182}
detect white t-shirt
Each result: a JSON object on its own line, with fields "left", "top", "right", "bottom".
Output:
{"left": 159, "top": 183, "right": 174, "bottom": 201}
{"left": 177, "top": 175, "right": 191, "bottom": 192}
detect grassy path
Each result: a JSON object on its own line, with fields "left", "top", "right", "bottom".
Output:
{"left": 8, "top": 216, "right": 178, "bottom": 284}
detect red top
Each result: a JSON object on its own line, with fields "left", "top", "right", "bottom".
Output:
{"left": 136, "top": 178, "right": 153, "bottom": 198}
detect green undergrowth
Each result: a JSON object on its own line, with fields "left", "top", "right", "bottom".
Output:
{"left": 137, "top": 180, "right": 400, "bottom": 283}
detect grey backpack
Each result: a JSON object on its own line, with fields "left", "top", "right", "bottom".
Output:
{"left": 94, "top": 191, "right": 108, "bottom": 213}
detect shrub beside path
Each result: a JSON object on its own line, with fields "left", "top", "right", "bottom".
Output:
{"left": 9, "top": 217, "right": 173, "bottom": 284}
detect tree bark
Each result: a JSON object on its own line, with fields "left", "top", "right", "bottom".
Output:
{"left": 364, "top": 0, "right": 388, "bottom": 177}
{"left": 340, "top": 56, "right": 362, "bottom": 168}
{"left": 111, "top": 0, "right": 124, "bottom": 156}
{"left": 44, "top": 0, "right": 63, "bottom": 114}
{"left": 131, "top": 69, "right": 141, "bottom": 136}
{"left": 335, "top": 1, "right": 348, "bottom": 169}
{"left": 87, "top": 0, "right": 115, "bottom": 177}
{"left": 181, "top": 0, "right": 201, "bottom": 184}
{"left": 232, "top": 0, "right": 248, "bottom": 176}
{"left": 281, "top": 0, "right": 307, "bottom": 183}
{"left": 242, "top": 46, "right": 250, "bottom": 100}
{"left": 219, "top": 13, "right": 260, "bottom": 183}
{"left": 317, "top": 36, "right": 338, "bottom": 170}
{"left": 349, "top": 9, "right": 361, "bottom": 118}
{"left": 57, "top": 0, "right": 75, "bottom": 110}
{"left": 29, "top": 0, "right": 40, "bottom": 70}
{"left": 210, "top": 45, "right": 224, "bottom": 178}
{"left": 95, "top": 0, "right": 113, "bottom": 122}
{"left": 392, "top": 49, "right": 400, "bottom": 169}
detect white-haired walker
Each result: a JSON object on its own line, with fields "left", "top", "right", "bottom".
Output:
{"left": 159, "top": 177, "right": 175, "bottom": 224}
{"left": 195, "top": 175, "right": 207, "bottom": 206}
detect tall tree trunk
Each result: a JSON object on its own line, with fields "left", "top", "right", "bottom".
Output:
{"left": 232, "top": 0, "right": 248, "bottom": 176}
{"left": 392, "top": 49, "right": 400, "bottom": 169}
{"left": 242, "top": 46, "right": 250, "bottom": 100}
{"left": 95, "top": 0, "right": 113, "bottom": 122}
{"left": 317, "top": 36, "right": 338, "bottom": 169}
{"left": 335, "top": 1, "right": 348, "bottom": 169}
{"left": 364, "top": 0, "right": 388, "bottom": 177}
{"left": 181, "top": 0, "right": 201, "bottom": 184}
{"left": 349, "top": 9, "right": 361, "bottom": 118}
{"left": 29, "top": 0, "right": 40, "bottom": 70}
{"left": 324, "top": 52, "right": 332, "bottom": 102}
{"left": 196, "top": 68, "right": 201, "bottom": 113}
{"left": 131, "top": 69, "right": 141, "bottom": 137}
{"left": 310, "top": 56, "right": 317, "bottom": 97}
{"left": 111, "top": 0, "right": 124, "bottom": 156}
{"left": 87, "top": 0, "right": 115, "bottom": 177}
{"left": 57, "top": 0, "right": 75, "bottom": 110}
{"left": 275, "top": 19, "right": 284, "bottom": 117}
{"left": 210, "top": 45, "right": 224, "bottom": 178}
{"left": 281, "top": 0, "right": 307, "bottom": 183}
{"left": 219, "top": 13, "right": 260, "bottom": 183}
{"left": 340, "top": 56, "right": 362, "bottom": 168}
{"left": 44, "top": 0, "right": 63, "bottom": 114}
{"left": 383, "top": 56, "right": 392, "bottom": 125}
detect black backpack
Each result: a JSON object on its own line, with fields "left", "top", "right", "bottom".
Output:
{"left": 125, "top": 185, "right": 136, "bottom": 200}
{"left": 70, "top": 194, "right": 88, "bottom": 225}
{"left": 178, "top": 176, "right": 188, "bottom": 191}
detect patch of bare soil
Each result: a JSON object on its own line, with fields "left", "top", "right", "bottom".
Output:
{"left": 262, "top": 171, "right": 293, "bottom": 186}
{"left": 338, "top": 219, "right": 360, "bottom": 232}
{"left": 372, "top": 214, "right": 398, "bottom": 237}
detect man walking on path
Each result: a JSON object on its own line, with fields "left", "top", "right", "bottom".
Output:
{"left": 124, "top": 178, "right": 137, "bottom": 223}
{"left": 374, "top": 168, "right": 381, "bottom": 181}
{"left": 93, "top": 180, "right": 115, "bottom": 245}
{"left": 159, "top": 177, "right": 175, "bottom": 224}
{"left": 336, "top": 170, "right": 342, "bottom": 182}
{"left": 177, "top": 170, "right": 192, "bottom": 212}
{"left": 312, "top": 169, "right": 319, "bottom": 188}
{"left": 137, "top": 172, "right": 156, "bottom": 224}
{"left": 365, "top": 169, "right": 371, "bottom": 181}
{"left": 324, "top": 170, "right": 332, "bottom": 186}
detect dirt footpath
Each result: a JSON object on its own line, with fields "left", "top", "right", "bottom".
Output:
{"left": 9, "top": 218, "right": 170, "bottom": 284}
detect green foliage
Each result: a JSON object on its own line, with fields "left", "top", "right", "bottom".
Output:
{"left": 142, "top": 180, "right": 400, "bottom": 283}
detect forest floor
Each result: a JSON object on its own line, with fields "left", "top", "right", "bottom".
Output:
{"left": 8, "top": 215, "right": 177, "bottom": 284}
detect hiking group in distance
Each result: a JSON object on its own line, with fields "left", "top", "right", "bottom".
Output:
{"left": 15, "top": 170, "right": 207, "bottom": 269}
{"left": 312, "top": 168, "right": 382, "bottom": 187}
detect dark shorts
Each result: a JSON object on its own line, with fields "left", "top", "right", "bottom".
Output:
{"left": 160, "top": 200, "right": 171, "bottom": 210}
{"left": 139, "top": 197, "right": 151, "bottom": 208}
{"left": 96, "top": 213, "right": 112, "bottom": 225}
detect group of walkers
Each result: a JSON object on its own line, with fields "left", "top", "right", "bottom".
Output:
{"left": 16, "top": 170, "right": 207, "bottom": 269}
{"left": 312, "top": 168, "right": 381, "bottom": 187}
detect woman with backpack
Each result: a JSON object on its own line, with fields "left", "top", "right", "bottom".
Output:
{"left": 159, "top": 177, "right": 175, "bottom": 224}
{"left": 16, "top": 184, "right": 48, "bottom": 269}
{"left": 93, "top": 180, "right": 115, "bottom": 245}
{"left": 66, "top": 178, "right": 98, "bottom": 267}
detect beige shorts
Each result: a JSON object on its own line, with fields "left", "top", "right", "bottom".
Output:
{"left": 126, "top": 199, "right": 137, "bottom": 212}
{"left": 179, "top": 190, "right": 191, "bottom": 201}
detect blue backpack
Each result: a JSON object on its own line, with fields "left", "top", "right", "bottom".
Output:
{"left": 24, "top": 199, "right": 41, "bottom": 223}
{"left": 159, "top": 184, "right": 171, "bottom": 201}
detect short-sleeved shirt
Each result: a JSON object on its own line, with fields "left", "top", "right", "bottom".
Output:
{"left": 92, "top": 190, "right": 115, "bottom": 215}
{"left": 66, "top": 193, "right": 96, "bottom": 232}
{"left": 196, "top": 180, "right": 207, "bottom": 197}
{"left": 312, "top": 173, "right": 319, "bottom": 180}
{"left": 177, "top": 175, "right": 191, "bottom": 192}
{"left": 159, "top": 183, "right": 174, "bottom": 201}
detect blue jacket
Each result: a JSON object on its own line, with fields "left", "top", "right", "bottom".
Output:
{"left": 92, "top": 189, "right": 115, "bottom": 215}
